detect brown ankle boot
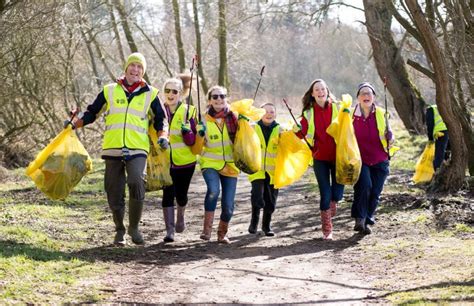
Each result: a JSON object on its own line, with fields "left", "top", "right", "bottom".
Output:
{"left": 320, "top": 210, "right": 333, "bottom": 240}
{"left": 200, "top": 211, "right": 214, "bottom": 241}
{"left": 217, "top": 220, "right": 230, "bottom": 244}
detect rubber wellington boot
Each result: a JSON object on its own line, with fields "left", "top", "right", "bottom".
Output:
{"left": 261, "top": 211, "right": 275, "bottom": 237}
{"left": 200, "top": 211, "right": 214, "bottom": 241}
{"left": 248, "top": 207, "right": 260, "bottom": 234}
{"left": 112, "top": 208, "right": 126, "bottom": 246}
{"left": 127, "top": 199, "right": 144, "bottom": 245}
{"left": 321, "top": 210, "right": 333, "bottom": 240}
{"left": 217, "top": 220, "right": 230, "bottom": 244}
{"left": 163, "top": 206, "right": 175, "bottom": 243}
{"left": 354, "top": 218, "right": 365, "bottom": 232}
{"left": 175, "top": 205, "right": 186, "bottom": 233}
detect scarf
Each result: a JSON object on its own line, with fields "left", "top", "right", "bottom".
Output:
{"left": 208, "top": 106, "right": 238, "bottom": 143}
{"left": 117, "top": 76, "right": 145, "bottom": 94}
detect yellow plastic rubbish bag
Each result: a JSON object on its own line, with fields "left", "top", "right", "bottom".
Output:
{"left": 230, "top": 99, "right": 266, "bottom": 121}
{"left": 146, "top": 126, "right": 172, "bottom": 191}
{"left": 233, "top": 119, "right": 261, "bottom": 174}
{"left": 231, "top": 99, "right": 265, "bottom": 174}
{"left": 412, "top": 142, "right": 435, "bottom": 184}
{"left": 274, "top": 131, "right": 312, "bottom": 189}
{"left": 326, "top": 94, "right": 361, "bottom": 185}
{"left": 25, "top": 126, "right": 92, "bottom": 200}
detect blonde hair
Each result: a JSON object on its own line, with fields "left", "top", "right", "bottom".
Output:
{"left": 162, "top": 78, "right": 183, "bottom": 93}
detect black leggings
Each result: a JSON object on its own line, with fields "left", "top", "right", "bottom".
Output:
{"left": 162, "top": 165, "right": 196, "bottom": 207}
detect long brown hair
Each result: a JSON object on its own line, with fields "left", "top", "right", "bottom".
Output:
{"left": 301, "top": 79, "right": 335, "bottom": 115}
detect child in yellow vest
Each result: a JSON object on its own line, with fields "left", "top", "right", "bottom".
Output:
{"left": 248, "top": 103, "right": 281, "bottom": 236}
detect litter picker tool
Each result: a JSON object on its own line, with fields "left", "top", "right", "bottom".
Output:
{"left": 64, "top": 108, "right": 80, "bottom": 129}
{"left": 253, "top": 65, "right": 265, "bottom": 102}
{"left": 185, "top": 55, "right": 197, "bottom": 122}
{"left": 383, "top": 77, "right": 391, "bottom": 160}
{"left": 195, "top": 55, "right": 202, "bottom": 123}
{"left": 281, "top": 98, "right": 313, "bottom": 150}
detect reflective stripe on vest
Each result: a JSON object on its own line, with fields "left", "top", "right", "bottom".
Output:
{"left": 169, "top": 103, "right": 197, "bottom": 166}
{"left": 248, "top": 124, "right": 280, "bottom": 183}
{"left": 374, "top": 107, "right": 389, "bottom": 153}
{"left": 199, "top": 121, "right": 238, "bottom": 172}
{"left": 351, "top": 105, "right": 390, "bottom": 154}
{"left": 304, "top": 103, "right": 338, "bottom": 146}
{"left": 102, "top": 83, "right": 157, "bottom": 152}
{"left": 430, "top": 105, "right": 447, "bottom": 137}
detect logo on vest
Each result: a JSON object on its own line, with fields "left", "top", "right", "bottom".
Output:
{"left": 210, "top": 134, "right": 219, "bottom": 140}
{"left": 116, "top": 99, "right": 126, "bottom": 105}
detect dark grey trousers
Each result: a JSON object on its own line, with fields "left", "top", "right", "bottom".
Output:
{"left": 104, "top": 157, "right": 147, "bottom": 211}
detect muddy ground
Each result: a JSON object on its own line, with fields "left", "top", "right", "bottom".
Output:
{"left": 71, "top": 169, "right": 473, "bottom": 304}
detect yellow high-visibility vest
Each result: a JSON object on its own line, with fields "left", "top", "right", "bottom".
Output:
{"left": 303, "top": 102, "right": 338, "bottom": 146}
{"left": 168, "top": 103, "right": 197, "bottom": 166}
{"left": 248, "top": 124, "right": 280, "bottom": 184}
{"left": 429, "top": 105, "right": 447, "bottom": 137}
{"left": 199, "top": 120, "right": 239, "bottom": 173}
{"left": 102, "top": 83, "right": 158, "bottom": 152}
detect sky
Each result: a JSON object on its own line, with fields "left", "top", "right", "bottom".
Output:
{"left": 329, "top": 0, "right": 366, "bottom": 26}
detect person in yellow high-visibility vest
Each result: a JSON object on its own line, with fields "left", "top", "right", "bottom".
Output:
{"left": 192, "top": 85, "right": 240, "bottom": 244}
{"left": 294, "top": 79, "right": 344, "bottom": 240}
{"left": 426, "top": 105, "right": 449, "bottom": 171}
{"left": 247, "top": 103, "right": 281, "bottom": 236}
{"left": 68, "top": 53, "right": 167, "bottom": 246}
{"left": 160, "top": 77, "right": 198, "bottom": 243}
{"left": 351, "top": 82, "right": 394, "bottom": 235}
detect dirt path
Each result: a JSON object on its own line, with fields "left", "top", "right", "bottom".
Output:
{"left": 95, "top": 171, "right": 386, "bottom": 304}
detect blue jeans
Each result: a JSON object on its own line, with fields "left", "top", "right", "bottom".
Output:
{"left": 312, "top": 160, "right": 344, "bottom": 211}
{"left": 351, "top": 161, "right": 389, "bottom": 224}
{"left": 434, "top": 132, "right": 449, "bottom": 170}
{"left": 202, "top": 168, "right": 238, "bottom": 222}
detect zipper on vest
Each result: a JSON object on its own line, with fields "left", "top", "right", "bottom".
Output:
{"left": 122, "top": 96, "right": 132, "bottom": 148}
{"left": 217, "top": 124, "right": 227, "bottom": 161}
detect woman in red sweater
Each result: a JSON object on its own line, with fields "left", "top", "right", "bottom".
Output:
{"left": 295, "top": 79, "right": 344, "bottom": 240}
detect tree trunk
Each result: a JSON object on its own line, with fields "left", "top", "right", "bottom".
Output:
{"left": 217, "top": 0, "right": 229, "bottom": 88}
{"left": 114, "top": 0, "right": 149, "bottom": 83}
{"left": 405, "top": 0, "right": 468, "bottom": 192}
{"left": 363, "top": 0, "right": 426, "bottom": 134}
{"left": 76, "top": 2, "right": 101, "bottom": 89}
{"left": 107, "top": 0, "right": 126, "bottom": 64}
{"left": 114, "top": 0, "right": 137, "bottom": 53}
{"left": 192, "top": 0, "right": 208, "bottom": 94}
{"left": 172, "top": 0, "right": 186, "bottom": 72}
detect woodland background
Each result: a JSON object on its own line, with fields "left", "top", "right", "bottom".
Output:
{"left": 0, "top": 0, "right": 472, "bottom": 192}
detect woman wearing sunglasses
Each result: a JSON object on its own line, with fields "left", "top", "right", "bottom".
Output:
{"left": 294, "top": 79, "right": 344, "bottom": 240}
{"left": 192, "top": 85, "right": 239, "bottom": 244}
{"left": 159, "top": 77, "right": 198, "bottom": 243}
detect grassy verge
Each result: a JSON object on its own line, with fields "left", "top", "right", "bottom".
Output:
{"left": 0, "top": 160, "right": 111, "bottom": 303}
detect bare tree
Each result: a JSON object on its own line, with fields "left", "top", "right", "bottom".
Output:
{"left": 363, "top": 0, "right": 427, "bottom": 134}
{"left": 172, "top": 0, "right": 186, "bottom": 72}
{"left": 107, "top": 0, "right": 126, "bottom": 64}
{"left": 217, "top": 0, "right": 229, "bottom": 88}
{"left": 192, "top": 0, "right": 208, "bottom": 94}
{"left": 403, "top": 0, "right": 471, "bottom": 191}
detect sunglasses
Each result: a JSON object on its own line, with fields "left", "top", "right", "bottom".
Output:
{"left": 211, "top": 94, "right": 226, "bottom": 100}
{"left": 165, "top": 88, "right": 179, "bottom": 94}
